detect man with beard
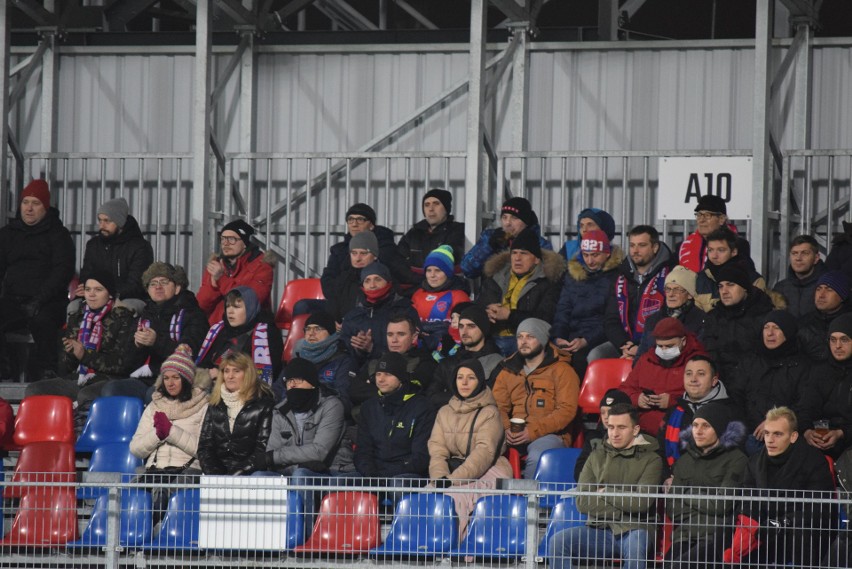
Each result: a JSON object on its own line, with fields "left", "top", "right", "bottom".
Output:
{"left": 677, "top": 194, "right": 751, "bottom": 274}
{"left": 772, "top": 235, "right": 827, "bottom": 318}
{"left": 76, "top": 197, "right": 153, "bottom": 313}
{"left": 197, "top": 219, "right": 274, "bottom": 325}
{"left": 701, "top": 265, "right": 774, "bottom": 391}
{"left": 0, "top": 180, "right": 75, "bottom": 379}
{"left": 492, "top": 318, "right": 580, "bottom": 478}
{"left": 797, "top": 271, "right": 852, "bottom": 361}
{"left": 594, "top": 225, "right": 675, "bottom": 361}
{"left": 426, "top": 303, "right": 503, "bottom": 408}
{"left": 621, "top": 317, "right": 706, "bottom": 435}
{"left": 693, "top": 227, "right": 768, "bottom": 311}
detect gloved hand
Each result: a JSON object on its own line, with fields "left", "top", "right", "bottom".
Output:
{"left": 434, "top": 477, "right": 452, "bottom": 489}
{"left": 488, "top": 228, "right": 509, "bottom": 251}
{"left": 723, "top": 514, "right": 761, "bottom": 563}
{"left": 153, "top": 411, "right": 172, "bottom": 440}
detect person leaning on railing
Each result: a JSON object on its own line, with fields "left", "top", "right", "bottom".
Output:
{"left": 427, "top": 359, "right": 512, "bottom": 535}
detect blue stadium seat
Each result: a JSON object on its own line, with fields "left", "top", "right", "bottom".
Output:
{"left": 141, "top": 488, "right": 200, "bottom": 550}
{"left": 76, "top": 396, "right": 144, "bottom": 453}
{"left": 449, "top": 495, "right": 527, "bottom": 559}
{"left": 78, "top": 443, "right": 143, "bottom": 499}
{"left": 67, "top": 489, "right": 153, "bottom": 548}
{"left": 537, "top": 496, "right": 587, "bottom": 557}
{"left": 534, "top": 448, "right": 582, "bottom": 508}
{"left": 371, "top": 493, "right": 458, "bottom": 557}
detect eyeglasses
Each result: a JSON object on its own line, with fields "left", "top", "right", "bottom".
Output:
{"left": 220, "top": 236, "right": 241, "bottom": 245}
{"left": 305, "top": 325, "right": 326, "bottom": 334}
{"left": 830, "top": 336, "right": 852, "bottom": 346}
{"left": 147, "top": 279, "right": 173, "bottom": 288}
{"left": 346, "top": 216, "right": 369, "bottom": 224}
{"left": 694, "top": 211, "right": 722, "bottom": 221}
{"left": 664, "top": 286, "right": 688, "bottom": 295}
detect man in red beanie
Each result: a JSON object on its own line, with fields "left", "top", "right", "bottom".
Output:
{"left": 621, "top": 317, "right": 707, "bottom": 434}
{"left": 0, "top": 179, "right": 75, "bottom": 379}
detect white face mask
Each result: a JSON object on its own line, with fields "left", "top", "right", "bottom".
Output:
{"left": 655, "top": 345, "right": 682, "bottom": 361}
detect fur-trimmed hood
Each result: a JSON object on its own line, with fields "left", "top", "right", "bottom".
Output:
{"left": 680, "top": 419, "right": 746, "bottom": 451}
{"left": 567, "top": 246, "right": 625, "bottom": 282}
{"left": 482, "top": 249, "right": 565, "bottom": 283}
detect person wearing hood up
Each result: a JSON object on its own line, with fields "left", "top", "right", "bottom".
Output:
{"left": 559, "top": 207, "right": 616, "bottom": 262}
{"left": 594, "top": 225, "right": 675, "bottom": 362}
{"left": 195, "top": 286, "right": 283, "bottom": 387}
{"left": 427, "top": 359, "right": 513, "bottom": 534}
{"left": 665, "top": 403, "right": 748, "bottom": 569}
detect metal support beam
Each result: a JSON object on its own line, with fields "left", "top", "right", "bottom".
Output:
{"left": 509, "top": 28, "right": 529, "bottom": 150}
{"left": 191, "top": 0, "right": 213, "bottom": 288}
{"left": 621, "top": 0, "right": 649, "bottom": 19}
{"left": 210, "top": 32, "right": 251, "bottom": 106}
{"left": 751, "top": 0, "right": 773, "bottom": 275}
{"left": 40, "top": 31, "right": 59, "bottom": 167}
{"left": 10, "top": 0, "right": 58, "bottom": 27}
{"left": 314, "top": 0, "right": 378, "bottom": 31}
{"left": 490, "top": 0, "right": 527, "bottom": 22}
{"left": 104, "top": 0, "right": 159, "bottom": 31}
{"left": 238, "top": 31, "right": 257, "bottom": 217}
{"left": 0, "top": 1, "right": 10, "bottom": 221}
{"left": 393, "top": 0, "right": 438, "bottom": 30}
{"left": 218, "top": 0, "right": 257, "bottom": 25}
{"left": 597, "top": 0, "right": 618, "bottom": 41}
{"left": 275, "top": 0, "right": 317, "bottom": 20}
{"left": 464, "top": 0, "right": 488, "bottom": 248}
{"left": 792, "top": 23, "right": 812, "bottom": 151}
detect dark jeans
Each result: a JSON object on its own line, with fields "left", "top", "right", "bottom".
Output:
{"left": 0, "top": 296, "right": 67, "bottom": 377}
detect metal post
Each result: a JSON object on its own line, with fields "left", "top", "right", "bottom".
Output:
{"left": 792, "top": 23, "right": 812, "bottom": 149}
{"left": 464, "top": 0, "right": 488, "bottom": 249}
{"left": 239, "top": 30, "right": 256, "bottom": 218}
{"left": 191, "top": 0, "right": 213, "bottom": 288}
{"left": 0, "top": 0, "right": 10, "bottom": 221}
{"left": 105, "top": 485, "right": 121, "bottom": 568}
{"left": 509, "top": 28, "right": 529, "bottom": 152}
{"left": 40, "top": 31, "right": 59, "bottom": 182}
{"left": 597, "top": 0, "right": 619, "bottom": 40}
{"left": 751, "top": 0, "right": 773, "bottom": 276}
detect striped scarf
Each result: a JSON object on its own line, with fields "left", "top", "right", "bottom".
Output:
{"left": 663, "top": 405, "right": 686, "bottom": 467}
{"left": 196, "top": 321, "right": 274, "bottom": 385}
{"left": 77, "top": 300, "right": 114, "bottom": 383}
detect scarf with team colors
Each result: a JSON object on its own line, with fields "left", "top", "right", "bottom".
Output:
{"left": 131, "top": 309, "right": 187, "bottom": 378}
{"left": 77, "top": 300, "right": 114, "bottom": 383}
{"left": 616, "top": 267, "right": 668, "bottom": 344}
{"left": 196, "top": 321, "right": 274, "bottom": 385}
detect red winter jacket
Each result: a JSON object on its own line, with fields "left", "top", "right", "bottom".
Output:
{"left": 197, "top": 248, "right": 274, "bottom": 325}
{"left": 622, "top": 333, "right": 706, "bottom": 434}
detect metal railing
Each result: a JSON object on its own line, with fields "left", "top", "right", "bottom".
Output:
{"left": 0, "top": 475, "right": 847, "bottom": 568}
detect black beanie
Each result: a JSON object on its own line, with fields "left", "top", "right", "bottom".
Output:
{"left": 694, "top": 195, "right": 727, "bottom": 215}
{"left": 346, "top": 203, "right": 377, "bottom": 225}
{"left": 450, "top": 359, "right": 487, "bottom": 400}
{"left": 423, "top": 189, "right": 452, "bottom": 215}
{"left": 458, "top": 303, "right": 491, "bottom": 337}
{"left": 220, "top": 219, "right": 255, "bottom": 247}
{"left": 599, "top": 388, "right": 631, "bottom": 409}
{"left": 510, "top": 227, "right": 542, "bottom": 259}
{"left": 305, "top": 311, "right": 336, "bottom": 334}
{"left": 828, "top": 312, "right": 852, "bottom": 338}
{"left": 501, "top": 197, "right": 538, "bottom": 227}
{"left": 763, "top": 310, "right": 798, "bottom": 341}
{"left": 694, "top": 402, "right": 732, "bottom": 437}
{"left": 284, "top": 357, "right": 320, "bottom": 387}
{"left": 715, "top": 265, "right": 751, "bottom": 291}
{"left": 376, "top": 352, "right": 410, "bottom": 384}
{"left": 84, "top": 270, "right": 117, "bottom": 298}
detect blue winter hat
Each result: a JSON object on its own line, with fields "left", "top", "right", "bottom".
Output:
{"left": 423, "top": 245, "right": 455, "bottom": 277}
{"left": 817, "top": 271, "right": 850, "bottom": 302}
{"left": 577, "top": 208, "right": 616, "bottom": 241}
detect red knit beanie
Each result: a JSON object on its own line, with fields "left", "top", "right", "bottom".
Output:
{"left": 21, "top": 179, "right": 50, "bottom": 206}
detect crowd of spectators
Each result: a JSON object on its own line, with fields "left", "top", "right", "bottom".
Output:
{"left": 0, "top": 179, "right": 849, "bottom": 566}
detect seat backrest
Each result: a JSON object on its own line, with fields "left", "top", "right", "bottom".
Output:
{"left": 275, "top": 278, "right": 324, "bottom": 329}
{"left": 13, "top": 395, "right": 75, "bottom": 446}
{"left": 578, "top": 358, "right": 632, "bottom": 414}
{"left": 461, "top": 495, "right": 527, "bottom": 556}
{"left": 534, "top": 448, "right": 582, "bottom": 486}
{"left": 298, "top": 491, "right": 380, "bottom": 552}
{"left": 5, "top": 441, "right": 76, "bottom": 498}
{"left": 379, "top": 493, "right": 458, "bottom": 554}
{"left": 89, "top": 442, "right": 144, "bottom": 475}
{"left": 76, "top": 396, "right": 144, "bottom": 452}
{"left": 282, "top": 313, "right": 310, "bottom": 363}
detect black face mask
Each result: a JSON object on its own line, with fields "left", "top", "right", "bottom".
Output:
{"left": 286, "top": 387, "right": 319, "bottom": 412}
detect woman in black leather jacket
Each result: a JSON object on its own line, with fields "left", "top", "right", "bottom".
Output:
{"left": 197, "top": 350, "right": 274, "bottom": 475}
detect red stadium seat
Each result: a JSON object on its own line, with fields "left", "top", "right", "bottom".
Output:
{"left": 578, "top": 359, "right": 632, "bottom": 415}
{"left": 275, "top": 278, "right": 324, "bottom": 330}
{"left": 13, "top": 395, "right": 75, "bottom": 448}
{"left": 294, "top": 491, "right": 380, "bottom": 553}
{"left": 1, "top": 488, "right": 78, "bottom": 545}
{"left": 283, "top": 314, "right": 310, "bottom": 363}
{"left": 4, "top": 441, "right": 76, "bottom": 499}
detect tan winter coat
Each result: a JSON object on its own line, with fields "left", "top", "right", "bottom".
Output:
{"left": 428, "top": 387, "right": 512, "bottom": 482}
{"left": 130, "top": 387, "right": 209, "bottom": 470}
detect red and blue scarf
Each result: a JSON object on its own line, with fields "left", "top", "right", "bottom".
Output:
{"left": 616, "top": 267, "right": 668, "bottom": 344}
{"left": 77, "top": 300, "right": 114, "bottom": 382}
{"left": 196, "top": 321, "right": 274, "bottom": 385}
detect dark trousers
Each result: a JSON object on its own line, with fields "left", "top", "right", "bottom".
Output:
{"left": 0, "top": 296, "right": 67, "bottom": 377}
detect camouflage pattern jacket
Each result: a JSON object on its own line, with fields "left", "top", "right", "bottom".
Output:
{"left": 59, "top": 300, "right": 141, "bottom": 379}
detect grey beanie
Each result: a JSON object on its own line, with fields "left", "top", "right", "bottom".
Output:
{"left": 516, "top": 317, "right": 551, "bottom": 347}
{"left": 349, "top": 231, "right": 379, "bottom": 258}
{"left": 98, "top": 197, "right": 129, "bottom": 228}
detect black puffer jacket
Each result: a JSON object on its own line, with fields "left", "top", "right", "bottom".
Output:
{"left": 397, "top": 217, "right": 466, "bottom": 270}
{"left": 701, "top": 288, "right": 774, "bottom": 386}
{"left": 772, "top": 261, "right": 827, "bottom": 318}
{"left": 0, "top": 207, "right": 75, "bottom": 305}
{"left": 137, "top": 290, "right": 210, "bottom": 381}
{"left": 197, "top": 389, "right": 275, "bottom": 475}
{"left": 80, "top": 215, "right": 153, "bottom": 301}
{"left": 476, "top": 249, "right": 565, "bottom": 332}
{"left": 738, "top": 346, "right": 815, "bottom": 432}
{"left": 802, "top": 358, "right": 852, "bottom": 458}
{"left": 797, "top": 304, "right": 852, "bottom": 362}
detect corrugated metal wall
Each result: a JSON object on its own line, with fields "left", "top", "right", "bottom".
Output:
{"left": 12, "top": 41, "right": 852, "bottom": 156}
